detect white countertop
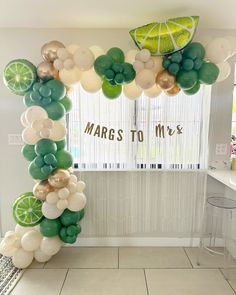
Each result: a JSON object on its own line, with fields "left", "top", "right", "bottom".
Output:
{"left": 208, "top": 170, "right": 236, "bottom": 191}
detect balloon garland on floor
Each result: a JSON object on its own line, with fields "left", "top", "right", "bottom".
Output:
{"left": 1, "top": 15, "right": 236, "bottom": 269}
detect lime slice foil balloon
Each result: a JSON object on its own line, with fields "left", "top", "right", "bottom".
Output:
{"left": 129, "top": 16, "right": 199, "bottom": 55}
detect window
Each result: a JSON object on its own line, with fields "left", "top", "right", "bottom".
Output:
{"left": 68, "top": 84, "right": 211, "bottom": 170}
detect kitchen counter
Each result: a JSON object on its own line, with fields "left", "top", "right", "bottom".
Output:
{"left": 208, "top": 170, "right": 236, "bottom": 192}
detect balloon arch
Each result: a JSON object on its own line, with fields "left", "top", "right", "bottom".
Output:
{"left": 0, "top": 16, "right": 236, "bottom": 268}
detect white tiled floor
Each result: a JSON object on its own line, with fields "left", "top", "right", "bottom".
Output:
{"left": 10, "top": 247, "right": 236, "bottom": 295}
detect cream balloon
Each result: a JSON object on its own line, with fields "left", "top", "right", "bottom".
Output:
{"left": 193, "top": 36, "right": 213, "bottom": 47}
{"left": 76, "top": 181, "right": 86, "bottom": 192}
{"left": 67, "top": 182, "right": 77, "bottom": 193}
{"left": 12, "top": 248, "right": 34, "bottom": 268}
{"left": 70, "top": 174, "right": 78, "bottom": 183}
{"left": 125, "top": 49, "right": 139, "bottom": 64}
{"left": 25, "top": 106, "right": 48, "bottom": 125}
{"left": 136, "top": 49, "right": 151, "bottom": 62}
{"left": 144, "top": 84, "right": 162, "bottom": 98}
{"left": 133, "top": 60, "right": 144, "bottom": 73}
{"left": 81, "top": 69, "right": 102, "bottom": 93}
{"left": 21, "top": 230, "right": 42, "bottom": 252}
{"left": 67, "top": 44, "right": 80, "bottom": 55}
{"left": 0, "top": 241, "right": 18, "bottom": 257}
{"left": 135, "top": 69, "right": 155, "bottom": 90}
{"left": 42, "top": 202, "right": 63, "bottom": 219}
{"left": 22, "top": 127, "right": 39, "bottom": 145}
{"left": 53, "top": 59, "right": 64, "bottom": 71}
{"left": 50, "top": 121, "right": 66, "bottom": 141}
{"left": 59, "top": 67, "right": 81, "bottom": 86}
{"left": 64, "top": 59, "right": 74, "bottom": 70}
{"left": 123, "top": 80, "right": 142, "bottom": 100}
{"left": 216, "top": 61, "right": 231, "bottom": 82}
{"left": 57, "top": 199, "right": 68, "bottom": 210}
{"left": 46, "top": 191, "right": 59, "bottom": 204}
{"left": 68, "top": 192, "right": 87, "bottom": 211}
{"left": 20, "top": 111, "right": 28, "bottom": 127}
{"left": 34, "top": 248, "right": 52, "bottom": 263}
{"left": 57, "top": 48, "right": 70, "bottom": 61}
{"left": 40, "top": 236, "right": 62, "bottom": 256}
{"left": 89, "top": 45, "right": 105, "bottom": 59}
{"left": 224, "top": 36, "right": 236, "bottom": 57}
{"left": 58, "top": 188, "right": 70, "bottom": 199}
{"left": 15, "top": 224, "right": 34, "bottom": 237}
{"left": 151, "top": 56, "right": 164, "bottom": 74}
{"left": 205, "top": 38, "right": 232, "bottom": 63}
{"left": 74, "top": 47, "right": 95, "bottom": 71}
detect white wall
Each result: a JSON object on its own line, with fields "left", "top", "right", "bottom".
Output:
{"left": 0, "top": 28, "right": 235, "bottom": 242}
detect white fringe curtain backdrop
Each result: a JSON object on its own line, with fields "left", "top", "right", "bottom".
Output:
{"left": 68, "top": 85, "right": 211, "bottom": 170}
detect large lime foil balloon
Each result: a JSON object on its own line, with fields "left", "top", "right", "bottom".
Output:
{"left": 129, "top": 16, "right": 199, "bottom": 55}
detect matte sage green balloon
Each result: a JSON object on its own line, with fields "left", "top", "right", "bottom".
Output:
{"left": 102, "top": 80, "right": 122, "bottom": 99}
{"left": 183, "top": 42, "right": 205, "bottom": 60}
{"left": 22, "top": 144, "right": 36, "bottom": 161}
{"left": 46, "top": 79, "right": 66, "bottom": 101}
{"left": 176, "top": 70, "right": 198, "bottom": 90}
{"left": 55, "top": 150, "right": 73, "bottom": 169}
{"left": 44, "top": 101, "right": 65, "bottom": 120}
{"left": 122, "top": 63, "right": 136, "bottom": 83}
{"left": 28, "top": 161, "right": 48, "bottom": 180}
{"left": 35, "top": 139, "right": 57, "bottom": 156}
{"left": 55, "top": 140, "right": 66, "bottom": 151}
{"left": 60, "top": 96, "right": 72, "bottom": 113}
{"left": 40, "top": 218, "right": 61, "bottom": 237}
{"left": 94, "top": 55, "right": 113, "bottom": 77}
{"left": 60, "top": 209, "right": 80, "bottom": 226}
{"left": 107, "top": 47, "right": 125, "bottom": 63}
{"left": 183, "top": 81, "right": 201, "bottom": 95}
{"left": 198, "top": 62, "right": 219, "bottom": 85}
{"left": 23, "top": 92, "right": 37, "bottom": 107}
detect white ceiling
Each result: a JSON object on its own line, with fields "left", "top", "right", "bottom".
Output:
{"left": 0, "top": 0, "right": 236, "bottom": 29}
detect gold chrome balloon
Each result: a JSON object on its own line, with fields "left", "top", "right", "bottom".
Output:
{"left": 41, "top": 41, "right": 65, "bottom": 62}
{"left": 33, "top": 180, "right": 53, "bottom": 201}
{"left": 156, "top": 70, "right": 175, "bottom": 90}
{"left": 48, "top": 169, "right": 70, "bottom": 188}
{"left": 37, "top": 61, "right": 58, "bottom": 81}
{"left": 165, "top": 84, "right": 181, "bottom": 96}
{"left": 129, "top": 16, "right": 199, "bottom": 55}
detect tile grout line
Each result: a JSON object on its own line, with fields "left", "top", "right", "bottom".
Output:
{"left": 183, "top": 247, "right": 194, "bottom": 268}
{"left": 143, "top": 269, "right": 150, "bottom": 295}
{"left": 59, "top": 268, "right": 69, "bottom": 295}
{"left": 219, "top": 268, "right": 236, "bottom": 295}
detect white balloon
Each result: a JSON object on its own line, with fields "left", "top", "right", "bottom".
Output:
{"left": 135, "top": 69, "right": 155, "bottom": 90}
{"left": 89, "top": 45, "right": 105, "bottom": 59}
{"left": 21, "top": 230, "right": 42, "bottom": 252}
{"left": 42, "top": 202, "right": 63, "bottom": 219}
{"left": 34, "top": 248, "right": 52, "bottom": 263}
{"left": 0, "top": 241, "right": 18, "bottom": 257}
{"left": 125, "top": 49, "right": 139, "bottom": 64}
{"left": 136, "top": 49, "right": 151, "bottom": 62}
{"left": 68, "top": 192, "right": 87, "bottom": 211}
{"left": 50, "top": 121, "right": 66, "bottom": 141}
{"left": 144, "top": 84, "right": 162, "bottom": 98}
{"left": 74, "top": 47, "right": 95, "bottom": 71}
{"left": 205, "top": 38, "right": 232, "bottom": 63}
{"left": 58, "top": 188, "right": 70, "bottom": 199}
{"left": 12, "top": 248, "right": 34, "bottom": 268}
{"left": 80, "top": 69, "right": 102, "bottom": 93}
{"left": 53, "top": 59, "right": 64, "bottom": 71}
{"left": 194, "top": 36, "right": 213, "bottom": 47}
{"left": 57, "top": 48, "right": 70, "bottom": 61}
{"left": 46, "top": 192, "right": 59, "bottom": 204}
{"left": 57, "top": 199, "right": 68, "bottom": 210}
{"left": 67, "top": 44, "right": 80, "bottom": 55}
{"left": 64, "top": 58, "right": 74, "bottom": 70}
{"left": 224, "top": 36, "right": 236, "bottom": 57}
{"left": 59, "top": 67, "right": 81, "bottom": 86}
{"left": 216, "top": 61, "right": 231, "bottom": 82}
{"left": 40, "top": 236, "right": 62, "bottom": 256}
{"left": 151, "top": 56, "right": 164, "bottom": 74}
{"left": 133, "top": 60, "right": 144, "bottom": 73}
{"left": 22, "top": 127, "right": 39, "bottom": 145}
{"left": 15, "top": 224, "right": 34, "bottom": 237}
{"left": 123, "top": 80, "right": 142, "bottom": 100}
{"left": 76, "top": 181, "right": 86, "bottom": 192}
{"left": 25, "top": 106, "right": 48, "bottom": 125}
{"left": 20, "top": 111, "right": 28, "bottom": 127}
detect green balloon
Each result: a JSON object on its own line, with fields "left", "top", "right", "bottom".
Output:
{"left": 34, "top": 155, "right": 45, "bottom": 168}
{"left": 102, "top": 80, "right": 122, "bottom": 99}
{"left": 122, "top": 63, "right": 136, "bottom": 83}
{"left": 168, "top": 63, "right": 180, "bottom": 75}
{"left": 67, "top": 224, "right": 81, "bottom": 236}
{"left": 46, "top": 80, "right": 66, "bottom": 101}
{"left": 55, "top": 140, "right": 66, "bottom": 151}
{"left": 183, "top": 81, "right": 201, "bottom": 95}
{"left": 24, "top": 92, "right": 37, "bottom": 107}
{"left": 22, "top": 144, "right": 36, "bottom": 161}
{"left": 114, "top": 73, "right": 124, "bottom": 84}
{"left": 107, "top": 47, "right": 125, "bottom": 63}
{"left": 44, "top": 101, "right": 65, "bottom": 120}
{"left": 28, "top": 161, "right": 48, "bottom": 180}
{"left": 176, "top": 70, "right": 198, "bottom": 90}
{"left": 105, "top": 69, "right": 115, "bottom": 81}
{"left": 60, "top": 96, "right": 72, "bottom": 113}
{"left": 41, "top": 164, "right": 54, "bottom": 175}
{"left": 193, "top": 58, "right": 203, "bottom": 70}
{"left": 162, "top": 59, "right": 171, "bottom": 69}
{"left": 112, "top": 63, "right": 123, "bottom": 73}
{"left": 35, "top": 139, "right": 57, "bottom": 156}
{"left": 44, "top": 153, "right": 57, "bottom": 166}
{"left": 198, "top": 62, "right": 219, "bottom": 85}
{"left": 170, "top": 52, "right": 182, "bottom": 63}
{"left": 94, "top": 55, "right": 113, "bottom": 77}
{"left": 60, "top": 209, "right": 80, "bottom": 226}
{"left": 55, "top": 150, "right": 73, "bottom": 169}
{"left": 78, "top": 209, "right": 85, "bottom": 221}
{"left": 182, "top": 59, "right": 194, "bottom": 71}
{"left": 40, "top": 218, "right": 61, "bottom": 237}
{"left": 183, "top": 42, "right": 205, "bottom": 60}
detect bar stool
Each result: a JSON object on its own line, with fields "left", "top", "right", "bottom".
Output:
{"left": 197, "top": 195, "right": 236, "bottom": 280}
